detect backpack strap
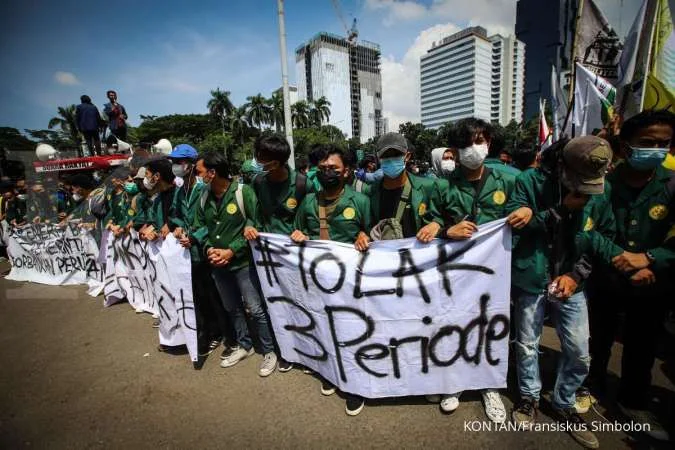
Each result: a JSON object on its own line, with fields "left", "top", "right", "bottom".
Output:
{"left": 295, "top": 171, "right": 307, "bottom": 202}
{"left": 199, "top": 188, "right": 210, "bottom": 210}
{"left": 354, "top": 179, "right": 364, "bottom": 193}
{"left": 394, "top": 180, "right": 412, "bottom": 223}
{"left": 235, "top": 183, "right": 247, "bottom": 220}
{"left": 318, "top": 194, "right": 330, "bottom": 240}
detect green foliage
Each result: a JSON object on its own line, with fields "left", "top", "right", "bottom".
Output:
{"left": 1, "top": 127, "right": 39, "bottom": 152}
{"left": 134, "top": 114, "right": 220, "bottom": 145}
{"left": 47, "top": 105, "right": 80, "bottom": 147}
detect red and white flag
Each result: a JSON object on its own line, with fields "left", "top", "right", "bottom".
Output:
{"left": 539, "top": 99, "right": 552, "bottom": 151}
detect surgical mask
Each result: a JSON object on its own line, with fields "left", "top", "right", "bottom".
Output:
{"left": 124, "top": 182, "right": 139, "bottom": 195}
{"left": 172, "top": 163, "right": 188, "bottom": 178}
{"left": 252, "top": 158, "right": 272, "bottom": 176}
{"left": 195, "top": 176, "right": 205, "bottom": 186}
{"left": 317, "top": 168, "right": 343, "bottom": 189}
{"left": 459, "top": 143, "right": 489, "bottom": 170}
{"left": 143, "top": 176, "right": 157, "bottom": 191}
{"left": 440, "top": 159, "right": 456, "bottom": 176}
{"left": 627, "top": 146, "right": 668, "bottom": 171}
{"left": 72, "top": 193, "right": 82, "bottom": 202}
{"left": 380, "top": 156, "right": 406, "bottom": 178}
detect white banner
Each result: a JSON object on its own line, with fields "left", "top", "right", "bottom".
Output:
{"left": 103, "top": 231, "right": 197, "bottom": 362}
{"left": 251, "top": 220, "right": 512, "bottom": 398}
{"left": 6, "top": 222, "right": 103, "bottom": 286}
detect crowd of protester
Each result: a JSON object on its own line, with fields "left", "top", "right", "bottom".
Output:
{"left": 0, "top": 111, "right": 673, "bottom": 448}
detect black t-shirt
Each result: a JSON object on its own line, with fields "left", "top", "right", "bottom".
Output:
{"left": 379, "top": 186, "right": 415, "bottom": 238}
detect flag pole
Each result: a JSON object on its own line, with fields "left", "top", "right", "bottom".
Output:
{"left": 639, "top": 0, "right": 660, "bottom": 112}
{"left": 277, "top": 0, "right": 295, "bottom": 168}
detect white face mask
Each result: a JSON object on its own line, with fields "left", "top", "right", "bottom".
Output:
{"left": 143, "top": 177, "right": 157, "bottom": 191}
{"left": 440, "top": 159, "right": 456, "bottom": 175}
{"left": 459, "top": 143, "right": 489, "bottom": 170}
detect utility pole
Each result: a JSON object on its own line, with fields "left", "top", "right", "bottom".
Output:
{"left": 277, "top": 0, "right": 295, "bottom": 168}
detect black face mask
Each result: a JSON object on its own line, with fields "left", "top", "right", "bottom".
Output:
{"left": 317, "top": 168, "right": 343, "bottom": 190}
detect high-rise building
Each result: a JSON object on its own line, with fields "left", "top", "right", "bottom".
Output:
{"left": 516, "top": 0, "right": 578, "bottom": 119}
{"left": 420, "top": 27, "right": 525, "bottom": 129}
{"left": 295, "top": 32, "right": 383, "bottom": 143}
{"left": 274, "top": 85, "right": 299, "bottom": 106}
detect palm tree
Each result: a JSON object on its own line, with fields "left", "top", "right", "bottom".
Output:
{"left": 268, "top": 91, "right": 284, "bottom": 133}
{"left": 228, "top": 106, "right": 250, "bottom": 147}
{"left": 310, "top": 96, "right": 332, "bottom": 127}
{"left": 207, "top": 88, "right": 235, "bottom": 134}
{"left": 291, "top": 100, "right": 310, "bottom": 129}
{"left": 48, "top": 105, "right": 80, "bottom": 151}
{"left": 245, "top": 94, "right": 270, "bottom": 130}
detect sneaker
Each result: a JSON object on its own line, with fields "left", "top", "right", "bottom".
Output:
{"left": 302, "top": 368, "right": 314, "bottom": 374}
{"left": 151, "top": 319, "right": 160, "bottom": 328}
{"left": 220, "top": 344, "right": 236, "bottom": 360}
{"left": 574, "top": 388, "right": 596, "bottom": 414}
{"left": 321, "top": 380, "right": 336, "bottom": 396}
{"left": 198, "top": 345, "right": 215, "bottom": 357}
{"left": 512, "top": 397, "right": 537, "bottom": 426}
{"left": 278, "top": 359, "right": 293, "bottom": 372}
{"left": 554, "top": 408, "right": 599, "bottom": 449}
{"left": 618, "top": 403, "right": 669, "bottom": 441}
{"left": 209, "top": 339, "right": 221, "bottom": 351}
{"left": 481, "top": 389, "right": 506, "bottom": 423}
{"left": 440, "top": 392, "right": 461, "bottom": 413}
{"left": 220, "top": 346, "right": 254, "bottom": 368}
{"left": 259, "top": 353, "right": 277, "bottom": 377}
{"left": 134, "top": 306, "right": 144, "bottom": 313}
{"left": 426, "top": 394, "right": 441, "bottom": 403}
{"left": 345, "top": 394, "right": 365, "bottom": 416}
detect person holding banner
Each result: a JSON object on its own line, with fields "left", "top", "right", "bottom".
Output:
{"left": 139, "top": 158, "right": 176, "bottom": 242}
{"left": 247, "top": 134, "right": 308, "bottom": 373}
{"left": 367, "top": 132, "right": 439, "bottom": 242}
{"left": 290, "top": 144, "right": 371, "bottom": 416}
{"left": 168, "top": 144, "right": 233, "bottom": 367}
{"left": 26, "top": 176, "right": 59, "bottom": 224}
{"left": 104, "top": 168, "right": 132, "bottom": 237}
{"left": 66, "top": 173, "right": 98, "bottom": 226}
{"left": 507, "top": 136, "right": 616, "bottom": 449}
{"left": 193, "top": 151, "right": 278, "bottom": 377}
{"left": 419, "top": 118, "right": 513, "bottom": 421}
{"left": 583, "top": 110, "right": 674, "bottom": 441}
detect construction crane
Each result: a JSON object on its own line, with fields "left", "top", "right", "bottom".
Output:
{"left": 330, "top": 0, "right": 358, "bottom": 44}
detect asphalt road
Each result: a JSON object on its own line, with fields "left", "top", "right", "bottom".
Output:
{"left": 1, "top": 262, "right": 673, "bottom": 449}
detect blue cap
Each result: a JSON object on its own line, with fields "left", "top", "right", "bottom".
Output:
{"left": 169, "top": 144, "right": 198, "bottom": 160}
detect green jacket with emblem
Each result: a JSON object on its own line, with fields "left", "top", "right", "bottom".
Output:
{"left": 252, "top": 169, "right": 305, "bottom": 235}
{"left": 104, "top": 189, "right": 131, "bottom": 227}
{"left": 294, "top": 185, "right": 371, "bottom": 244}
{"left": 170, "top": 181, "right": 208, "bottom": 262}
{"left": 368, "top": 172, "right": 439, "bottom": 231}
{"left": 506, "top": 167, "right": 617, "bottom": 295}
{"left": 192, "top": 181, "right": 261, "bottom": 272}
{"left": 430, "top": 167, "right": 516, "bottom": 227}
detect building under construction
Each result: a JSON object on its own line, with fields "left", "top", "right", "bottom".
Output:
{"left": 295, "top": 32, "right": 383, "bottom": 143}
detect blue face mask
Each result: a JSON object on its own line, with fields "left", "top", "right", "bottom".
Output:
{"left": 627, "top": 146, "right": 668, "bottom": 171}
{"left": 380, "top": 156, "right": 406, "bottom": 178}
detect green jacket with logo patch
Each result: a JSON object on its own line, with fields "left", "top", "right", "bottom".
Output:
{"left": 506, "top": 167, "right": 617, "bottom": 295}
{"left": 294, "top": 185, "right": 371, "bottom": 244}
{"left": 104, "top": 190, "right": 131, "bottom": 227}
{"left": 252, "top": 169, "right": 304, "bottom": 235}
{"left": 192, "top": 181, "right": 261, "bottom": 272}
{"left": 430, "top": 167, "right": 516, "bottom": 227}
{"left": 368, "top": 172, "right": 439, "bottom": 231}
{"left": 170, "top": 181, "right": 208, "bottom": 262}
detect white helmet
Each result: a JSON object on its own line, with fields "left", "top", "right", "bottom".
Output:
{"left": 154, "top": 138, "right": 172, "bottom": 155}
{"left": 35, "top": 143, "right": 58, "bottom": 161}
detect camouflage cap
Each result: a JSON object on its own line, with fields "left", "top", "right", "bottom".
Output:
{"left": 561, "top": 136, "right": 612, "bottom": 195}
{"left": 376, "top": 132, "right": 408, "bottom": 158}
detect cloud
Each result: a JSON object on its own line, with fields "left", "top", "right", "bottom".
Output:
{"left": 374, "top": 1, "right": 517, "bottom": 129}
{"left": 53, "top": 71, "right": 80, "bottom": 86}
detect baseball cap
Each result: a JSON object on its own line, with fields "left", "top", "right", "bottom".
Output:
{"left": 134, "top": 167, "right": 146, "bottom": 180}
{"left": 376, "top": 133, "right": 408, "bottom": 158}
{"left": 561, "top": 136, "right": 612, "bottom": 195}
{"left": 168, "top": 144, "right": 198, "bottom": 160}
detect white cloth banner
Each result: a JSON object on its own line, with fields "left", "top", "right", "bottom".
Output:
{"left": 103, "top": 231, "right": 197, "bottom": 362}
{"left": 6, "top": 223, "right": 103, "bottom": 286}
{"left": 251, "top": 220, "right": 512, "bottom": 398}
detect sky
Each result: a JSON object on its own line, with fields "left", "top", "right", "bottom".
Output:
{"left": 0, "top": 0, "right": 643, "bottom": 134}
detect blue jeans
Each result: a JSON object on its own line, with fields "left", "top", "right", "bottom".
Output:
{"left": 211, "top": 265, "right": 274, "bottom": 354}
{"left": 514, "top": 288, "right": 591, "bottom": 410}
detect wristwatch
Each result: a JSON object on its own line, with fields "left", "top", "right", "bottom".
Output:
{"left": 645, "top": 251, "right": 656, "bottom": 266}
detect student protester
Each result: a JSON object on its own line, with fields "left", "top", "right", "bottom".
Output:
{"left": 366, "top": 132, "right": 439, "bottom": 242}
{"left": 168, "top": 145, "right": 233, "bottom": 367}
{"left": 304, "top": 145, "right": 325, "bottom": 193}
{"left": 583, "top": 110, "right": 674, "bottom": 441}
{"left": 57, "top": 176, "right": 74, "bottom": 221}
{"left": 66, "top": 173, "right": 98, "bottom": 226}
{"left": 429, "top": 147, "right": 457, "bottom": 179}
{"left": 76, "top": 95, "right": 103, "bottom": 156}
{"left": 139, "top": 158, "right": 176, "bottom": 242}
{"left": 506, "top": 136, "right": 617, "bottom": 449}
{"left": 192, "top": 151, "right": 278, "bottom": 377}
{"left": 484, "top": 129, "right": 520, "bottom": 177}
{"left": 420, "top": 118, "right": 514, "bottom": 421}
{"left": 239, "top": 159, "right": 258, "bottom": 185}
{"left": 511, "top": 145, "right": 539, "bottom": 172}
{"left": 25, "top": 176, "right": 59, "bottom": 223}
{"left": 295, "top": 157, "right": 309, "bottom": 175}
{"left": 104, "top": 167, "right": 132, "bottom": 237}
{"left": 103, "top": 90, "right": 128, "bottom": 141}
{"left": 290, "top": 144, "right": 371, "bottom": 416}
{"left": 7, "top": 180, "right": 27, "bottom": 227}
{"left": 344, "top": 149, "right": 371, "bottom": 195}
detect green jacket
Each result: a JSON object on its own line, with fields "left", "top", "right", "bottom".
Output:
{"left": 368, "top": 172, "right": 439, "bottom": 231}
{"left": 294, "top": 185, "right": 371, "bottom": 244}
{"left": 351, "top": 178, "right": 372, "bottom": 196}
{"left": 26, "top": 191, "right": 59, "bottom": 221}
{"left": 484, "top": 158, "right": 522, "bottom": 177}
{"left": 430, "top": 167, "right": 516, "bottom": 227}
{"left": 587, "top": 165, "right": 675, "bottom": 273}
{"left": 104, "top": 190, "right": 131, "bottom": 227}
{"left": 146, "top": 187, "right": 178, "bottom": 231}
{"left": 192, "top": 181, "right": 261, "bottom": 272}
{"left": 170, "top": 181, "right": 208, "bottom": 262}
{"left": 125, "top": 192, "right": 153, "bottom": 229}
{"left": 506, "top": 168, "right": 617, "bottom": 294}
{"left": 5, "top": 198, "right": 27, "bottom": 223}
{"left": 252, "top": 169, "right": 304, "bottom": 235}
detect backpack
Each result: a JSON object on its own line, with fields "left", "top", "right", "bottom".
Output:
{"left": 369, "top": 180, "right": 412, "bottom": 241}
{"left": 199, "top": 183, "right": 247, "bottom": 219}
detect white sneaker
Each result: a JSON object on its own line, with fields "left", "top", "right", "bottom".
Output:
{"left": 440, "top": 392, "right": 461, "bottom": 413}
{"left": 134, "top": 306, "right": 144, "bottom": 313}
{"left": 618, "top": 403, "right": 669, "bottom": 441}
{"left": 259, "top": 352, "right": 277, "bottom": 377}
{"left": 152, "top": 313, "right": 159, "bottom": 319}
{"left": 220, "top": 346, "right": 254, "bottom": 368}
{"left": 426, "top": 395, "right": 441, "bottom": 403}
{"left": 482, "top": 389, "right": 506, "bottom": 423}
